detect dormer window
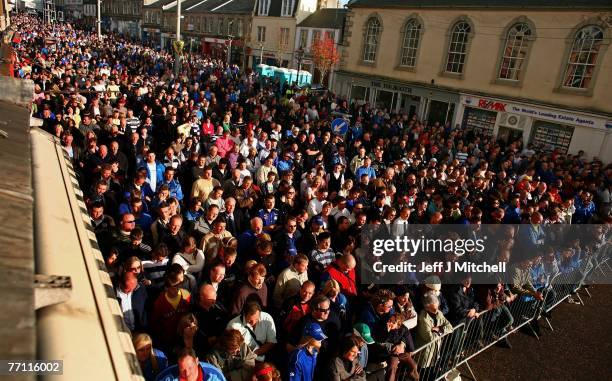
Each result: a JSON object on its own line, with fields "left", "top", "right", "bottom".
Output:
{"left": 281, "top": 0, "right": 295, "bottom": 17}
{"left": 258, "top": 0, "right": 270, "bottom": 16}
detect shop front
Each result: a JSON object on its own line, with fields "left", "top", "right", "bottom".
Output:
{"left": 457, "top": 94, "right": 612, "bottom": 161}
{"left": 334, "top": 72, "right": 459, "bottom": 123}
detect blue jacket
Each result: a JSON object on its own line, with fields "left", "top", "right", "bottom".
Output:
{"left": 288, "top": 347, "right": 317, "bottom": 381}
{"left": 141, "top": 348, "right": 168, "bottom": 381}
{"left": 572, "top": 197, "right": 595, "bottom": 224}
{"left": 161, "top": 179, "right": 184, "bottom": 201}
{"left": 142, "top": 161, "right": 166, "bottom": 190}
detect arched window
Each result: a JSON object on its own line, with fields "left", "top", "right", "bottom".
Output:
{"left": 445, "top": 21, "right": 471, "bottom": 73}
{"left": 399, "top": 19, "right": 422, "bottom": 67}
{"left": 499, "top": 23, "right": 532, "bottom": 80}
{"left": 362, "top": 17, "right": 381, "bottom": 63}
{"left": 562, "top": 25, "right": 604, "bottom": 89}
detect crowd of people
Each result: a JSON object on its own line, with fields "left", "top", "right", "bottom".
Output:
{"left": 8, "top": 12, "right": 611, "bottom": 381}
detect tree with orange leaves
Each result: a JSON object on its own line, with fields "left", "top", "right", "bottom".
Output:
{"left": 310, "top": 37, "right": 340, "bottom": 85}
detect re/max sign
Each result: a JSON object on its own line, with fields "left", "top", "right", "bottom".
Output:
{"left": 478, "top": 98, "right": 507, "bottom": 112}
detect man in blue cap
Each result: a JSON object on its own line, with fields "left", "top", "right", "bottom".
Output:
{"left": 288, "top": 322, "right": 327, "bottom": 381}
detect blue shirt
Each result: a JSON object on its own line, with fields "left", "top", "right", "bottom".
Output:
{"left": 257, "top": 208, "right": 280, "bottom": 227}
{"left": 141, "top": 348, "right": 168, "bottom": 381}
{"left": 355, "top": 166, "right": 376, "bottom": 180}
{"left": 288, "top": 347, "right": 317, "bottom": 381}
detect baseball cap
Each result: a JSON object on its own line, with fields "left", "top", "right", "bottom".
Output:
{"left": 353, "top": 323, "right": 375, "bottom": 344}
{"left": 303, "top": 322, "right": 327, "bottom": 341}
{"left": 311, "top": 216, "right": 324, "bottom": 226}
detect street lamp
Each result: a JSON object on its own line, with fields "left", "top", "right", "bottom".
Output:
{"left": 163, "top": 0, "right": 183, "bottom": 76}
{"left": 295, "top": 47, "right": 304, "bottom": 86}
{"left": 227, "top": 20, "right": 234, "bottom": 67}
{"left": 96, "top": 0, "right": 101, "bottom": 38}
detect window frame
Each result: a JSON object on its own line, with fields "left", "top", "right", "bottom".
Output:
{"left": 493, "top": 17, "right": 536, "bottom": 86}
{"left": 554, "top": 19, "right": 610, "bottom": 96}
{"left": 257, "top": 26, "right": 266, "bottom": 43}
{"left": 281, "top": 0, "right": 294, "bottom": 17}
{"left": 258, "top": 0, "right": 270, "bottom": 16}
{"left": 444, "top": 20, "right": 472, "bottom": 75}
{"left": 439, "top": 15, "right": 476, "bottom": 79}
{"left": 360, "top": 14, "right": 383, "bottom": 66}
{"left": 280, "top": 27, "right": 290, "bottom": 49}
{"left": 397, "top": 15, "right": 423, "bottom": 71}
{"left": 562, "top": 26, "right": 604, "bottom": 90}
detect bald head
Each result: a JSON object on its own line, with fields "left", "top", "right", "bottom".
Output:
{"left": 250, "top": 217, "right": 263, "bottom": 234}
{"left": 340, "top": 253, "right": 356, "bottom": 271}
{"left": 198, "top": 284, "right": 217, "bottom": 310}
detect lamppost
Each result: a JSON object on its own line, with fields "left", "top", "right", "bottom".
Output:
{"left": 163, "top": 0, "right": 183, "bottom": 76}
{"left": 96, "top": 0, "right": 101, "bottom": 38}
{"left": 227, "top": 20, "right": 234, "bottom": 67}
{"left": 175, "top": 0, "right": 181, "bottom": 76}
{"left": 259, "top": 43, "right": 263, "bottom": 65}
{"left": 295, "top": 47, "right": 304, "bottom": 86}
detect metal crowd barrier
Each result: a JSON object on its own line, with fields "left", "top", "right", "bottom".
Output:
{"left": 397, "top": 241, "right": 611, "bottom": 381}
{"left": 397, "top": 323, "right": 466, "bottom": 381}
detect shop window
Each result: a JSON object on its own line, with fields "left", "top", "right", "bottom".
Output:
{"left": 351, "top": 85, "right": 369, "bottom": 104}
{"left": 531, "top": 121, "right": 574, "bottom": 154}
{"left": 562, "top": 25, "right": 604, "bottom": 89}
{"left": 462, "top": 107, "right": 496, "bottom": 137}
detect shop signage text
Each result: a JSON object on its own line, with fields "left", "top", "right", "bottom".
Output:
{"left": 371, "top": 81, "right": 412, "bottom": 94}
{"left": 464, "top": 96, "right": 606, "bottom": 130}
{"left": 507, "top": 105, "right": 599, "bottom": 128}
{"left": 478, "top": 99, "right": 506, "bottom": 112}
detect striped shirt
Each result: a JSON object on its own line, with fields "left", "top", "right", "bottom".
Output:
{"left": 310, "top": 248, "right": 336, "bottom": 267}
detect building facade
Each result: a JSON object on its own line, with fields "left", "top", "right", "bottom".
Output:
{"left": 0, "top": 0, "right": 10, "bottom": 32}
{"left": 295, "top": 7, "right": 346, "bottom": 85}
{"left": 248, "top": 0, "right": 338, "bottom": 68}
{"left": 143, "top": 0, "right": 253, "bottom": 63}
{"left": 335, "top": 0, "right": 612, "bottom": 162}
{"left": 101, "top": 0, "right": 143, "bottom": 39}
{"left": 63, "top": 0, "right": 82, "bottom": 19}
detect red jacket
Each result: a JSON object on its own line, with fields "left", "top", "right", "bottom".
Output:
{"left": 325, "top": 262, "right": 357, "bottom": 297}
{"left": 151, "top": 290, "right": 192, "bottom": 349}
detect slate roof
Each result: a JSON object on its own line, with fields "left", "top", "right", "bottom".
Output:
{"left": 298, "top": 8, "right": 347, "bottom": 29}
{"left": 348, "top": 0, "right": 612, "bottom": 9}
{"left": 267, "top": 0, "right": 299, "bottom": 17}
{"left": 162, "top": 0, "right": 256, "bottom": 14}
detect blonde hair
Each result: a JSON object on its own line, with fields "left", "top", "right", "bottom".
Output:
{"left": 132, "top": 333, "right": 159, "bottom": 373}
{"left": 322, "top": 279, "right": 341, "bottom": 298}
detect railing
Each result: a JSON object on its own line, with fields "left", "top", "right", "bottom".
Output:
{"left": 398, "top": 241, "right": 611, "bottom": 381}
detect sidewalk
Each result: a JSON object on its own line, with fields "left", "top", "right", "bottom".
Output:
{"left": 468, "top": 285, "right": 612, "bottom": 381}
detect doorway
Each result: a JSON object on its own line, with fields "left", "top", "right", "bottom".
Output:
{"left": 396, "top": 93, "right": 420, "bottom": 119}
{"left": 427, "top": 100, "right": 449, "bottom": 126}
{"left": 498, "top": 126, "right": 523, "bottom": 145}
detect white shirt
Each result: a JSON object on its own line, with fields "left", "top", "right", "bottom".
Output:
{"left": 147, "top": 162, "right": 157, "bottom": 192}
{"left": 172, "top": 250, "right": 206, "bottom": 275}
{"left": 116, "top": 288, "right": 134, "bottom": 329}
{"left": 227, "top": 312, "right": 277, "bottom": 361}
{"left": 307, "top": 198, "right": 324, "bottom": 217}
